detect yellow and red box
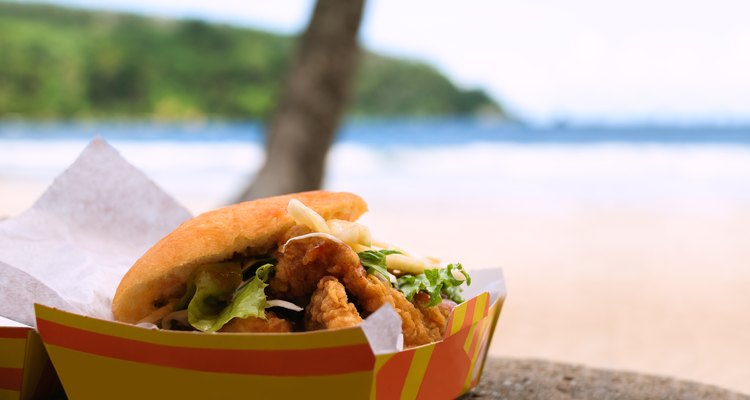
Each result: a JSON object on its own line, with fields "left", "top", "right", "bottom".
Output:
{"left": 0, "top": 319, "right": 62, "bottom": 400}
{"left": 34, "top": 281, "right": 504, "bottom": 399}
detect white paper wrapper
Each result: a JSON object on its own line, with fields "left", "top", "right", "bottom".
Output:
{"left": 0, "top": 314, "right": 30, "bottom": 328}
{"left": 360, "top": 303, "right": 404, "bottom": 354}
{"left": 0, "top": 138, "right": 191, "bottom": 326}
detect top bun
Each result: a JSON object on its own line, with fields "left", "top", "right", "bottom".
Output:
{"left": 112, "top": 191, "right": 367, "bottom": 324}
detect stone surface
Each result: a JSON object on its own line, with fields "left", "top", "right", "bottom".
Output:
{"left": 462, "top": 358, "right": 749, "bottom": 400}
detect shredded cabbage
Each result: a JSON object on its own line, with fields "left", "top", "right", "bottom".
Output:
{"left": 287, "top": 199, "right": 330, "bottom": 233}
{"left": 327, "top": 219, "right": 372, "bottom": 247}
{"left": 385, "top": 253, "right": 436, "bottom": 275}
{"left": 267, "top": 299, "right": 303, "bottom": 312}
{"left": 282, "top": 232, "right": 344, "bottom": 253}
{"left": 161, "top": 309, "right": 188, "bottom": 329}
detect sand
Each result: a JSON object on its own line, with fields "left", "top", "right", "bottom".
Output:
{"left": 364, "top": 204, "right": 750, "bottom": 395}
{"left": 2, "top": 181, "right": 749, "bottom": 394}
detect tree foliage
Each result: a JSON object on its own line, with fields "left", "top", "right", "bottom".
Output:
{"left": 0, "top": 2, "right": 504, "bottom": 118}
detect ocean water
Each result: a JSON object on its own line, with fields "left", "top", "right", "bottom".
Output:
{"left": 1, "top": 119, "right": 749, "bottom": 215}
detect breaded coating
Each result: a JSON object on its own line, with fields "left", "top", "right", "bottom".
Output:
{"left": 414, "top": 293, "right": 457, "bottom": 338}
{"left": 270, "top": 234, "right": 359, "bottom": 300}
{"left": 351, "top": 274, "right": 444, "bottom": 347}
{"left": 220, "top": 311, "right": 292, "bottom": 333}
{"left": 418, "top": 305, "right": 448, "bottom": 337}
{"left": 277, "top": 224, "right": 313, "bottom": 247}
{"left": 270, "top": 233, "right": 445, "bottom": 347}
{"left": 437, "top": 299, "right": 457, "bottom": 319}
{"left": 305, "top": 276, "right": 362, "bottom": 330}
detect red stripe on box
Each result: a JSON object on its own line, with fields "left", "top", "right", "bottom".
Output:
{"left": 0, "top": 327, "right": 30, "bottom": 339}
{"left": 480, "top": 293, "right": 490, "bottom": 317}
{"left": 416, "top": 328, "right": 472, "bottom": 400}
{"left": 467, "top": 319, "right": 485, "bottom": 365}
{"left": 376, "top": 350, "right": 415, "bottom": 400}
{"left": 468, "top": 318, "right": 494, "bottom": 389}
{"left": 461, "top": 298, "right": 477, "bottom": 331}
{"left": 37, "top": 319, "right": 374, "bottom": 376}
{"left": 0, "top": 367, "right": 23, "bottom": 391}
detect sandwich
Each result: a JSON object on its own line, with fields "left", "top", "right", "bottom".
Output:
{"left": 112, "top": 191, "right": 470, "bottom": 347}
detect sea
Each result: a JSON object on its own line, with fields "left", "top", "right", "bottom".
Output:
{"left": 1, "top": 118, "right": 749, "bottom": 215}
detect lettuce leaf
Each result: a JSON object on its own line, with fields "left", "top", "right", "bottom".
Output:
{"left": 358, "top": 249, "right": 399, "bottom": 285}
{"left": 183, "top": 263, "right": 242, "bottom": 331}
{"left": 187, "top": 263, "right": 274, "bottom": 332}
{"left": 396, "top": 263, "right": 471, "bottom": 307}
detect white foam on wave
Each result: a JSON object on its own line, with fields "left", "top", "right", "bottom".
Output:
{"left": 324, "top": 142, "right": 750, "bottom": 215}
{"left": 0, "top": 140, "right": 88, "bottom": 176}
{"left": 2, "top": 139, "right": 749, "bottom": 215}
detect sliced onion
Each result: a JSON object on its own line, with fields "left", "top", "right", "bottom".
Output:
{"left": 266, "top": 299, "right": 303, "bottom": 312}
{"left": 385, "top": 253, "right": 438, "bottom": 275}
{"left": 287, "top": 199, "right": 330, "bottom": 233}
{"left": 327, "top": 219, "right": 372, "bottom": 247}
{"left": 425, "top": 256, "right": 443, "bottom": 265}
{"left": 136, "top": 300, "right": 177, "bottom": 325}
{"left": 371, "top": 239, "right": 412, "bottom": 256}
{"left": 451, "top": 267, "right": 467, "bottom": 281}
{"left": 160, "top": 309, "right": 189, "bottom": 329}
{"left": 281, "top": 232, "right": 345, "bottom": 253}
{"left": 349, "top": 243, "right": 372, "bottom": 253}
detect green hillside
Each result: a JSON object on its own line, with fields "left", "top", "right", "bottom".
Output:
{"left": 0, "top": 2, "right": 504, "bottom": 119}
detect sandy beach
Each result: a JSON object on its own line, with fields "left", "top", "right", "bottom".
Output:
{"left": 366, "top": 207, "right": 750, "bottom": 395}
{"left": 3, "top": 177, "right": 749, "bottom": 395}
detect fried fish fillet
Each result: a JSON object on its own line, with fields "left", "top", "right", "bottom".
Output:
{"left": 305, "top": 276, "right": 362, "bottom": 331}
{"left": 220, "top": 311, "right": 292, "bottom": 333}
{"left": 271, "top": 233, "right": 445, "bottom": 347}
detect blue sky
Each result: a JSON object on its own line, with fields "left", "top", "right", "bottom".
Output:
{"left": 30, "top": 0, "right": 750, "bottom": 124}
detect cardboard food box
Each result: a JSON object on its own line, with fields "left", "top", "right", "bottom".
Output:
{"left": 0, "top": 317, "right": 62, "bottom": 400}
{"left": 1, "top": 139, "right": 507, "bottom": 399}
{"left": 34, "top": 284, "right": 504, "bottom": 400}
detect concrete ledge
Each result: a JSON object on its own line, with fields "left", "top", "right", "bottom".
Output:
{"left": 463, "top": 358, "right": 749, "bottom": 400}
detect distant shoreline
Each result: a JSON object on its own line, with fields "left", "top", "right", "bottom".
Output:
{"left": 1, "top": 119, "right": 749, "bottom": 146}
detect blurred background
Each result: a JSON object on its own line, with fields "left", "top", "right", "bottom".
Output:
{"left": 1, "top": 0, "right": 749, "bottom": 393}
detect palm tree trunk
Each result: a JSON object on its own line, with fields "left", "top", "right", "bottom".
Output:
{"left": 236, "top": 0, "right": 366, "bottom": 201}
